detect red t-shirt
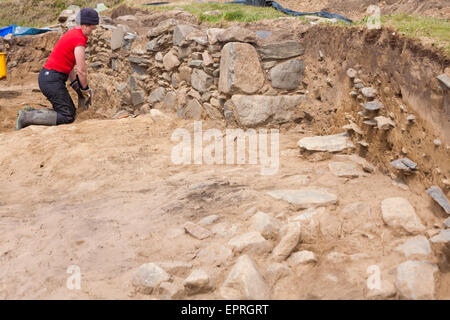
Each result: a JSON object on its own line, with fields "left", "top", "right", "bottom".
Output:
{"left": 44, "top": 27, "right": 88, "bottom": 75}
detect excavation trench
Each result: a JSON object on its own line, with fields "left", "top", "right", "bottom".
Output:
{"left": 0, "top": 8, "right": 449, "bottom": 299}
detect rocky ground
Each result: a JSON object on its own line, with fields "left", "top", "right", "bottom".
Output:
{"left": 0, "top": 5, "right": 449, "bottom": 300}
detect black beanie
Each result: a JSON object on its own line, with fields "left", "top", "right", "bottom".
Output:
{"left": 77, "top": 8, "right": 99, "bottom": 25}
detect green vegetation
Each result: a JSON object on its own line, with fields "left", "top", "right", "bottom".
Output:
{"left": 147, "top": 3, "right": 288, "bottom": 24}
{"left": 0, "top": 0, "right": 124, "bottom": 28}
{"left": 381, "top": 14, "right": 450, "bottom": 55}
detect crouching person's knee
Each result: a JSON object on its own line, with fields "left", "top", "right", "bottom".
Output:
{"left": 56, "top": 112, "right": 76, "bottom": 125}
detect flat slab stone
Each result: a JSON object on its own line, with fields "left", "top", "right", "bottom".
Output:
{"left": 257, "top": 40, "right": 304, "bottom": 60}
{"left": 231, "top": 94, "right": 305, "bottom": 127}
{"left": 437, "top": 73, "right": 450, "bottom": 90}
{"left": 328, "top": 162, "right": 362, "bottom": 178}
{"left": 391, "top": 158, "right": 417, "bottom": 172}
{"left": 426, "top": 186, "right": 450, "bottom": 214}
{"left": 395, "top": 235, "right": 431, "bottom": 258}
{"left": 297, "top": 133, "right": 354, "bottom": 153}
{"left": 184, "top": 222, "right": 211, "bottom": 240}
{"left": 267, "top": 188, "right": 337, "bottom": 208}
{"left": 381, "top": 197, "right": 425, "bottom": 234}
{"left": 363, "top": 100, "right": 384, "bottom": 111}
{"left": 228, "top": 232, "right": 271, "bottom": 254}
{"left": 396, "top": 261, "right": 438, "bottom": 299}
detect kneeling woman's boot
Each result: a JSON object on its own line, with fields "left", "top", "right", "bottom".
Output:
{"left": 15, "top": 108, "right": 58, "bottom": 130}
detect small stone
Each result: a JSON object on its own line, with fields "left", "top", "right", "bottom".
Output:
{"left": 395, "top": 236, "right": 431, "bottom": 258}
{"left": 249, "top": 211, "right": 281, "bottom": 240}
{"left": 188, "top": 60, "right": 203, "bottom": 68}
{"left": 374, "top": 116, "right": 395, "bottom": 130}
{"left": 198, "top": 215, "right": 219, "bottom": 226}
{"left": 272, "top": 222, "right": 301, "bottom": 261}
{"left": 157, "top": 261, "right": 193, "bottom": 277}
{"left": 148, "top": 87, "right": 165, "bottom": 105}
{"left": 155, "top": 52, "right": 163, "bottom": 62}
{"left": 433, "top": 139, "right": 442, "bottom": 146}
{"left": 426, "top": 186, "right": 450, "bottom": 214}
{"left": 287, "top": 250, "right": 317, "bottom": 266}
{"left": 430, "top": 230, "right": 450, "bottom": 243}
{"left": 133, "top": 263, "right": 170, "bottom": 294}
{"left": 361, "top": 87, "right": 377, "bottom": 98}
{"left": 131, "top": 91, "right": 145, "bottom": 106}
{"left": 228, "top": 232, "right": 271, "bottom": 254}
{"left": 381, "top": 197, "right": 425, "bottom": 234}
{"left": 184, "top": 222, "right": 211, "bottom": 240}
{"left": 437, "top": 73, "right": 450, "bottom": 90}
{"left": 390, "top": 158, "right": 417, "bottom": 173}
{"left": 159, "top": 282, "right": 185, "bottom": 300}
{"left": 444, "top": 217, "right": 450, "bottom": 228}
{"left": 220, "top": 254, "right": 270, "bottom": 300}
{"left": 366, "top": 280, "right": 397, "bottom": 299}
{"left": 265, "top": 262, "right": 291, "bottom": 285}
{"left": 173, "top": 24, "right": 199, "bottom": 46}
{"left": 363, "top": 100, "right": 384, "bottom": 111}
{"left": 191, "top": 69, "right": 213, "bottom": 93}
{"left": 346, "top": 68, "right": 357, "bottom": 79}
{"left": 396, "top": 261, "right": 438, "bottom": 300}
{"left": 202, "top": 51, "right": 214, "bottom": 67}
{"left": 163, "top": 51, "right": 181, "bottom": 71}
{"left": 183, "top": 270, "right": 212, "bottom": 295}
{"left": 406, "top": 115, "right": 416, "bottom": 123}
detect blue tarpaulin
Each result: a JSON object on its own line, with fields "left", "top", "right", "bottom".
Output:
{"left": 226, "top": 0, "right": 353, "bottom": 23}
{"left": 0, "top": 25, "right": 53, "bottom": 37}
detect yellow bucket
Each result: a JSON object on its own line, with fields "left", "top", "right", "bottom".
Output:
{"left": 0, "top": 52, "right": 6, "bottom": 80}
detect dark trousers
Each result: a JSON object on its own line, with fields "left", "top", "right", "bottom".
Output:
{"left": 38, "top": 68, "right": 76, "bottom": 125}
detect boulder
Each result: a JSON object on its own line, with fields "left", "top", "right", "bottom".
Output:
{"left": 173, "top": 24, "right": 199, "bottom": 46}
{"left": 219, "top": 42, "right": 265, "bottom": 94}
{"left": 231, "top": 94, "right": 305, "bottom": 127}
{"left": 249, "top": 211, "right": 281, "bottom": 240}
{"left": 269, "top": 59, "right": 305, "bottom": 90}
{"left": 110, "top": 27, "right": 124, "bottom": 51}
{"left": 163, "top": 51, "right": 180, "bottom": 71}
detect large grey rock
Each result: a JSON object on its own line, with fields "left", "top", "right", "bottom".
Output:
{"left": 133, "top": 263, "right": 170, "bottom": 294}
{"left": 183, "top": 270, "right": 212, "bottom": 295}
{"left": 111, "top": 27, "right": 124, "bottom": 51}
{"left": 297, "top": 133, "right": 354, "bottom": 153}
{"left": 173, "top": 24, "right": 199, "bottom": 46}
{"left": 269, "top": 59, "right": 305, "bottom": 90}
{"left": 228, "top": 232, "right": 271, "bottom": 254}
{"left": 131, "top": 91, "right": 145, "bottom": 106}
{"left": 163, "top": 51, "right": 180, "bottom": 71}
{"left": 381, "top": 197, "right": 425, "bottom": 234}
{"left": 231, "top": 94, "right": 305, "bottom": 127}
{"left": 426, "top": 186, "right": 450, "bottom": 214}
{"left": 217, "top": 26, "right": 258, "bottom": 43}
{"left": 191, "top": 69, "right": 213, "bottom": 93}
{"left": 258, "top": 41, "right": 304, "bottom": 60}
{"left": 148, "top": 18, "right": 178, "bottom": 38}
{"left": 220, "top": 254, "right": 270, "bottom": 299}
{"left": 396, "top": 261, "right": 438, "bottom": 299}
{"left": 148, "top": 87, "right": 165, "bottom": 105}
{"left": 219, "top": 42, "right": 265, "bottom": 95}
{"left": 395, "top": 236, "right": 431, "bottom": 258}
{"left": 267, "top": 188, "right": 337, "bottom": 208}
{"left": 363, "top": 100, "right": 384, "bottom": 111}
{"left": 272, "top": 222, "right": 302, "bottom": 261}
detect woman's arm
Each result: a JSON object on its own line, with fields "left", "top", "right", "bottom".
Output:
{"left": 74, "top": 45, "right": 88, "bottom": 88}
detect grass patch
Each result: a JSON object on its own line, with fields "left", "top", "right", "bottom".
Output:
{"left": 382, "top": 14, "right": 450, "bottom": 55}
{"left": 145, "top": 3, "right": 288, "bottom": 25}
{"left": 0, "top": 0, "right": 124, "bottom": 28}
